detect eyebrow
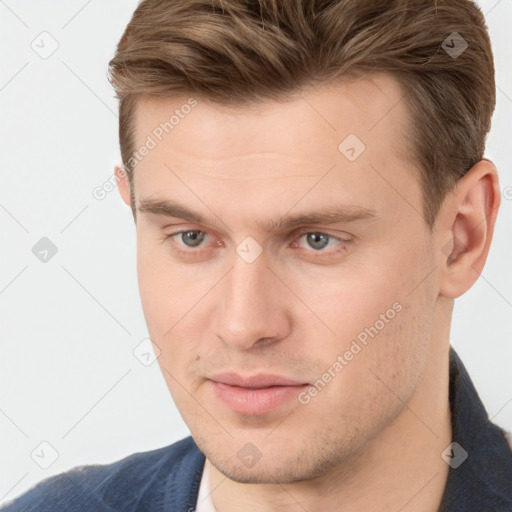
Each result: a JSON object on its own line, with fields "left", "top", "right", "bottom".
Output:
{"left": 138, "top": 197, "right": 381, "bottom": 232}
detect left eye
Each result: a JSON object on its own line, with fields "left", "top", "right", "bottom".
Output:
{"left": 170, "top": 230, "right": 206, "bottom": 248}
{"left": 292, "top": 232, "right": 344, "bottom": 252}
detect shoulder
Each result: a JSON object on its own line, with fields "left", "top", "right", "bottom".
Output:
{"left": 0, "top": 436, "right": 204, "bottom": 512}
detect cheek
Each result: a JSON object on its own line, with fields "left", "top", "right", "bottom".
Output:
{"left": 136, "top": 234, "right": 196, "bottom": 335}
{"left": 303, "top": 239, "right": 435, "bottom": 407}
{"left": 301, "top": 297, "right": 431, "bottom": 449}
{"left": 292, "top": 254, "right": 407, "bottom": 348}
{"left": 136, "top": 237, "right": 208, "bottom": 388}
{"left": 136, "top": 246, "right": 171, "bottom": 335}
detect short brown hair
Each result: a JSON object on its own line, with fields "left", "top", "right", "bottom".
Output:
{"left": 108, "top": 0, "right": 495, "bottom": 228}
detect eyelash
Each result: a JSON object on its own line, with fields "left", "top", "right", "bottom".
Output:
{"left": 162, "top": 228, "right": 351, "bottom": 259}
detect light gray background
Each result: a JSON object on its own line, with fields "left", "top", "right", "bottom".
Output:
{"left": 1, "top": 0, "right": 511, "bottom": 504}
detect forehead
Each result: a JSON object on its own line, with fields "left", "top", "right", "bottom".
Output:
{"left": 132, "top": 72, "right": 411, "bottom": 165}
{"left": 129, "top": 73, "right": 422, "bottom": 232}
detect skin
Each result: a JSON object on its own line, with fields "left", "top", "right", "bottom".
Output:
{"left": 115, "top": 73, "right": 500, "bottom": 511}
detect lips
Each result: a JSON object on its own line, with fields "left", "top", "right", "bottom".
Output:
{"left": 209, "top": 372, "right": 308, "bottom": 388}
{"left": 207, "top": 373, "right": 309, "bottom": 415}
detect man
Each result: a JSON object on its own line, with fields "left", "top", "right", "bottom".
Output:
{"left": 2, "top": 0, "right": 511, "bottom": 510}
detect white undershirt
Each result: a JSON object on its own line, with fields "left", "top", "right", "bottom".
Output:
{"left": 196, "top": 459, "right": 218, "bottom": 512}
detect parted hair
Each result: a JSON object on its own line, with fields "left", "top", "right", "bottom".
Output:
{"left": 108, "top": 0, "right": 495, "bottom": 228}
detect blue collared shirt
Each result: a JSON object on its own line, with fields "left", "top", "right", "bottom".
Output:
{"left": 2, "top": 347, "right": 511, "bottom": 511}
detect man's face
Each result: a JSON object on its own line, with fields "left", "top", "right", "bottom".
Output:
{"left": 127, "top": 73, "right": 441, "bottom": 483}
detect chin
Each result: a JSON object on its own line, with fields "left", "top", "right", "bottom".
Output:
{"left": 196, "top": 433, "right": 352, "bottom": 485}
{"left": 213, "top": 460, "right": 306, "bottom": 484}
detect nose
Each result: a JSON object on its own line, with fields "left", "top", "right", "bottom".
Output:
{"left": 212, "top": 250, "right": 292, "bottom": 351}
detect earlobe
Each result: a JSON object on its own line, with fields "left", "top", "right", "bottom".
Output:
{"left": 438, "top": 159, "right": 501, "bottom": 299}
{"left": 115, "top": 164, "right": 132, "bottom": 207}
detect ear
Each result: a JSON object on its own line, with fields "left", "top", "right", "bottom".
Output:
{"left": 438, "top": 159, "right": 501, "bottom": 299}
{"left": 115, "top": 164, "right": 132, "bottom": 207}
